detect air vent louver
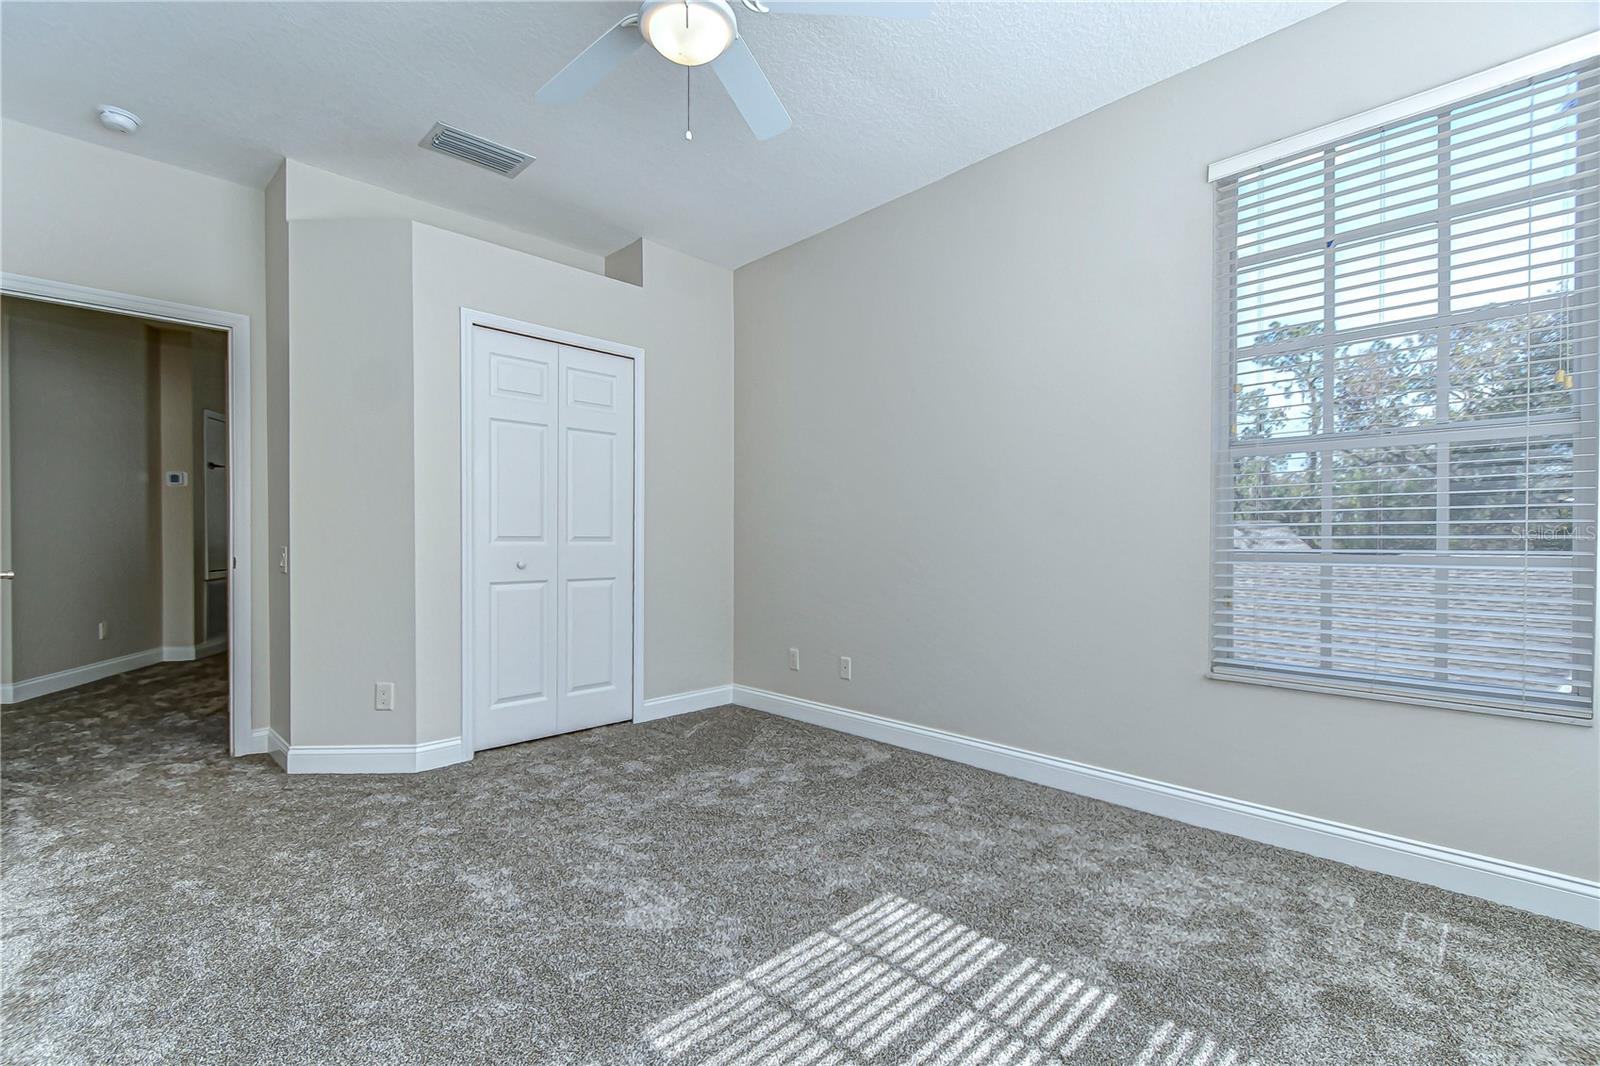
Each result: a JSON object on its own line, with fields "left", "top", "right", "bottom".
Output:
{"left": 419, "top": 122, "right": 535, "bottom": 177}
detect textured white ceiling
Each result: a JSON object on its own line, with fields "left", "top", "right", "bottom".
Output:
{"left": 0, "top": 1, "right": 1333, "bottom": 268}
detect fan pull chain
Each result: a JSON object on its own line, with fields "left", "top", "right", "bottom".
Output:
{"left": 684, "top": 0, "right": 694, "bottom": 141}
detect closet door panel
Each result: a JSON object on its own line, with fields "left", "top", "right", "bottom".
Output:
{"left": 556, "top": 345, "right": 634, "bottom": 733}
{"left": 470, "top": 326, "right": 559, "bottom": 751}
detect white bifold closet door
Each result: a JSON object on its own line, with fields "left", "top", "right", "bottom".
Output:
{"left": 470, "top": 326, "right": 634, "bottom": 751}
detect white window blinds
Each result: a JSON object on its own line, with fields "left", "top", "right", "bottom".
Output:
{"left": 1212, "top": 53, "right": 1599, "bottom": 721}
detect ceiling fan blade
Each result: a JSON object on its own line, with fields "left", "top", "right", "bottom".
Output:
{"left": 535, "top": 16, "right": 645, "bottom": 104}
{"left": 755, "top": 2, "right": 930, "bottom": 16}
{"left": 711, "top": 36, "right": 792, "bottom": 140}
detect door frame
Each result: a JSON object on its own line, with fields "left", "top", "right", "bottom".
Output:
{"left": 458, "top": 307, "right": 644, "bottom": 757}
{"left": 0, "top": 272, "right": 256, "bottom": 757}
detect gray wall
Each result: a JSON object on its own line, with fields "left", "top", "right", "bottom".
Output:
{"left": 287, "top": 219, "right": 418, "bottom": 747}
{"left": 189, "top": 330, "right": 227, "bottom": 642}
{"left": 733, "top": 2, "right": 1600, "bottom": 879}
{"left": 284, "top": 160, "right": 603, "bottom": 275}
{"left": 411, "top": 225, "right": 736, "bottom": 744}
{"left": 156, "top": 328, "right": 195, "bottom": 648}
{"left": 275, "top": 214, "right": 735, "bottom": 749}
{"left": 3, "top": 299, "right": 162, "bottom": 679}
{"left": 2, "top": 118, "right": 270, "bottom": 728}
{"left": 3, "top": 302, "right": 230, "bottom": 683}
{"left": 154, "top": 326, "right": 227, "bottom": 651}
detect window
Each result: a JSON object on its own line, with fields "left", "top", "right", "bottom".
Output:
{"left": 1211, "top": 51, "right": 1598, "bottom": 721}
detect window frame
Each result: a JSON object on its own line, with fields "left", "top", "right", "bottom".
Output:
{"left": 1207, "top": 40, "right": 1600, "bottom": 725}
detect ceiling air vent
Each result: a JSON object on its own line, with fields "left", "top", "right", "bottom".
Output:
{"left": 419, "top": 122, "right": 535, "bottom": 177}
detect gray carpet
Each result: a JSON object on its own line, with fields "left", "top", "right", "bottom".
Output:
{"left": 2, "top": 659, "right": 1596, "bottom": 1065}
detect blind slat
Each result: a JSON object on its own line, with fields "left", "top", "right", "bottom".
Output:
{"left": 1211, "top": 55, "right": 1600, "bottom": 720}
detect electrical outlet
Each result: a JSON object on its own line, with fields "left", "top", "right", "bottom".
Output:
{"left": 789, "top": 647, "right": 800, "bottom": 671}
{"left": 374, "top": 682, "right": 395, "bottom": 711}
{"left": 97, "top": 621, "right": 107, "bottom": 641}
{"left": 839, "top": 656, "right": 852, "bottom": 681}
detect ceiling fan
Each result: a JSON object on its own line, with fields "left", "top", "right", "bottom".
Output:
{"left": 535, "top": 0, "right": 929, "bottom": 141}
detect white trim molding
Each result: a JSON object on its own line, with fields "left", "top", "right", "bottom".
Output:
{"left": 1, "top": 648, "right": 166, "bottom": 704}
{"left": 458, "top": 308, "right": 645, "bottom": 759}
{"left": 0, "top": 272, "right": 255, "bottom": 758}
{"left": 161, "top": 637, "right": 229, "bottom": 663}
{"left": 0, "top": 643, "right": 229, "bottom": 704}
{"left": 271, "top": 735, "right": 467, "bottom": 775}
{"left": 637, "top": 685, "right": 735, "bottom": 723}
{"left": 241, "top": 727, "right": 270, "bottom": 757}
{"left": 1209, "top": 31, "right": 1600, "bottom": 181}
{"left": 732, "top": 685, "right": 1600, "bottom": 930}
{"left": 268, "top": 729, "right": 289, "bottom": 769}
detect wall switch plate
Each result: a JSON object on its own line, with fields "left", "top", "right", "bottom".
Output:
{"left": 97, "top": 621, "right": 107, "bottom": 641}
{"left": 164, "top": 471, "right": 188, "bottom": 487}
{"left": 374, "top": 682, "right": 395, "bottom": 711}
{"left": 839, "top": 656, "right": 852, "bottom": 680}
{"left": 789, "top": 647, "right": 800, "bottom": 671}
{"left": 278, "top": 546, "right": 289, "bottom": 574}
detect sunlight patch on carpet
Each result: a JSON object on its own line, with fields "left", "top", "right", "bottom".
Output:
{"left": 643, "top": 894, "right": 1260, "bottom": 1065}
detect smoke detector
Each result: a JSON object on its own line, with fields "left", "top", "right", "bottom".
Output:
{"left": 97, "top": 106, "right": 141, "bottom": 134}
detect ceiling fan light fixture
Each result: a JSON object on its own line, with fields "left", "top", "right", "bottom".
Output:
{"left": 639, "top": 0, "right": 736, "bottom": 67}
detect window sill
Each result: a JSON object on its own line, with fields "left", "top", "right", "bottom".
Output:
{"left": 1205, "top": 668, "right": 1594, "bottom": 726}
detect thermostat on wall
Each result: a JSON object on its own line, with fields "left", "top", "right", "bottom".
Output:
{"left": 165, "top": 471, "right": 189, "bottom": 487}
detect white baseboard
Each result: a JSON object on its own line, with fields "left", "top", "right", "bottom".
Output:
{"left": 163, "top": 637, "right": 228, "bottom": 662}
{"left": 1, "top": 648, "right": 166, "bottom": 704}
{"left": 732, "top": 685, "right": 1600, "bottom": 930}
{"left": 272, "top": 734, "right": 468, "bottom": 775}
{"left": 637, "top": 684, "right": 735, "bottom": 723}
{"left": 268, "top": 728, "right": 289, "bottom": 770}
{"left": 236, "top": 726, "right": 270, "bottom": 757}
{"left": 414, "top": 736, "right": 466, "bottom": 772}
{"left": 1, "top": 640, "right": 234, "bottom": 704}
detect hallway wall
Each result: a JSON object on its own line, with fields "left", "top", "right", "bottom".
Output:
{"left": 155, "top": 326, "right": 228, "bottom": 652}
{"left": 2, "top": 299, "right": 230, "bottom": 693}
{"left": 1, "top": 118, "right": 268, "bottom": 728}
{"left": 2, "top": 299, "right": 162, "bottom": 681}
